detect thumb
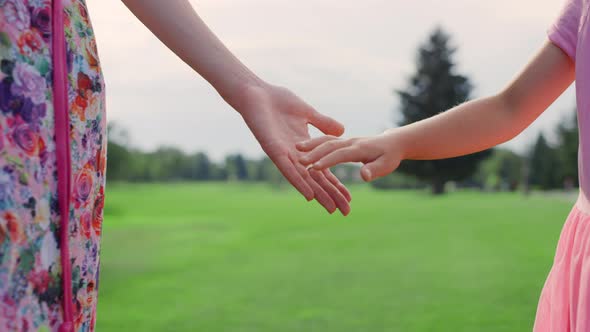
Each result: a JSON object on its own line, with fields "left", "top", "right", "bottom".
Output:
{"left": 360, "top": 158, "right": 397, "bottom": 182}
{"left": 309, "top": 110, "right": 345, "bottom": 137}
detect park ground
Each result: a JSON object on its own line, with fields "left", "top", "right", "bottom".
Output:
{"left": 96, "top": 183, "right": 575, "bottom": 332}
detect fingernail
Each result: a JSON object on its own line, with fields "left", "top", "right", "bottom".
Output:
{"left": 298, "top": 142, "right": 310, "bottom": 150}
{"left": 300, "top": 156, "right": 309, "bottom": 164}
{"left": 362, "top": 169, "right": 372, "bottom": 181}
{"left": 313, "top": 162, "right": 321, "bottom": 169}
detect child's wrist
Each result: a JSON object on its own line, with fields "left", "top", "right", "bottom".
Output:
{"left": 380, "top": 128, "right": 408, "bottom": 160}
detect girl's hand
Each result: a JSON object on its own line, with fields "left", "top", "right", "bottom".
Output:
{"left": 237, "top": 83, "right": 352, "bottom": 215}
{"left": 297, "top": 131, "right": 403, "bottom": 182}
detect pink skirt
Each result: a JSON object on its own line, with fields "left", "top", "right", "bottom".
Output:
{"left": 534, "top": 194, "right": 590, "bottom": 331}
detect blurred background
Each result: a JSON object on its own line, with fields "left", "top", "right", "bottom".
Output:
{"left": 87, "top": 0, "right": 576, "bottom": 331}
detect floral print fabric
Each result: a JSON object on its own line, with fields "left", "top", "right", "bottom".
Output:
{"left": 0, "top": 0, "right": 106, "bottom": 331}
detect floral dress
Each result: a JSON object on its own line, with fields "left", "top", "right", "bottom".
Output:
{"left": 0, "top": 0, "right": 106, "bottom": 331}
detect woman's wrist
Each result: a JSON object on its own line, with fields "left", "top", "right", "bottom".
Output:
{"left": 216, "top": 71, "right": 268, "bottom": 113}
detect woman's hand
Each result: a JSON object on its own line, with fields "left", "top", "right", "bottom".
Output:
{"left": 297, "top": 131, "right": 403, "bottom": 182}
{"left": 121, "top": 0, "right": 351, "bottom": 214}
{"left": 236, "top": 83, "right": 351, "bottom": 215}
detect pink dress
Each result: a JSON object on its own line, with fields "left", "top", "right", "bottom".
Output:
{"left": 534, "top": 0, "right": 590, "bottom": 330}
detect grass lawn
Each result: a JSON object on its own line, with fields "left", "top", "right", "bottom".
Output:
{"left": 96, "top": 183, "right": 573, "bottom": 331}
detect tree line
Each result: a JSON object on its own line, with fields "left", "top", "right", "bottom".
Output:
{"left": 106, "top": 27, "right": 579, "bottom": 195}
{"left": 106, "top": 108, "right": 578, "bottom": 194}
{"left": 106, "top": 123, "right": 360, "bottom": 185}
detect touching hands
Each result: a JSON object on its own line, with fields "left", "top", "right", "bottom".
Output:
{"left": 234, "top": 83, "right": 352, "bottom": 215}
{"left": 297, "top": 131, "right": 403, "bottom": 182}
{"left": 123, "top": 0, "right": 357, "bottom": 215}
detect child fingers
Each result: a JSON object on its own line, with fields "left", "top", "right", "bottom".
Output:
{"left": 300, "top": 139, "right": 351, "bottom": 165}
{"left": 309, "top": 169, "right": 350, "bottom": 216}
{"left": 275, "top": 155, "right": 314, "bottom": 201}
{"left": 311, "top": 147, "right": 362, "bottom": 170}
{"left": 323, "top": 169, "right": 352, "bottom": 202}
{"left": 360, "top": 157, "right": 399, "bottom": 182}
{"left": 296, "top": 135, "right": 338, "bottom": 152}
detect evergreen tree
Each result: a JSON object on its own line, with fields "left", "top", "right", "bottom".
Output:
{"left": 556, "top": 110, "right": 578, "bottom": 187}
{"left": 395, "top": 27, "right": 491, "bottom": 194}
{"left": 225, "top": 154, "right": 249, "bottom": 181}
{"left": 105, "top": 122, "right": 133, "bottom": 181}
{"left": 191, "top": 152, "right": 211, "bottom": 180}
{"left": 529, "top": 133, "right": 560, "bottom": 189}
{"left": 474, "top": 149, "right": 524, "bottom": 191}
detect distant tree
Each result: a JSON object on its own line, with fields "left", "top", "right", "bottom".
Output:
{"left": 149, "top": 146, "right": 191, "bottom": 180}
{"left": 191, "top": 152, "right": 211, "bottom": 180}
{"left": 371, "top": 172, "right": 425, "bottom": 190}
{"left": 253, "top": 157, "right": 275, "bottom": 181}
{"left": 529, "top": 133, "right": 560, "bottom": 189}
{"left": 225, "top": 154, "right": 249, "bottom": 181}
{"left": 498, "top": 151, "right": 524, "bottom": 191}
{"left": 106, "top": 141, "right": 131, "bottom": 181}
{"left": 210, "top": 163, "right": 228, "bottom": 181}
{"left": 253, "top": 157, "right": 286, "bottom": 187}
{"left": 475, "top": 149, "right": 524, "bottom": 191}
{"left": 556, "top": 110, "right": 578, "bottom": 188}
{"left": 395, "top": 27, "right": 491, "bottom": 194}
{"left": 106, "top": 122, "right": 133, "bottom": 181}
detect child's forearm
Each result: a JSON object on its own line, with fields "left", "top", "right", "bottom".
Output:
{"left": 389, "top": 41, "right": 575, "bottom": 161}
{"left": 121, "top": 0, "right": 263, "bottom": 108}
{"left": 298, "top": 42, "right": 574, "bottom": 181}
{"left": 390, "top": 95, "right": 516, "bottom": 160}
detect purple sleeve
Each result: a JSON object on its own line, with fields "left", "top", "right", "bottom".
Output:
{"left": 548, "top": 0, "right": 582, "bottom": 60}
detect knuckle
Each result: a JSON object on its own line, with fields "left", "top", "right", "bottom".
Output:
{"left": 323, "top": 140, "right": 338, "bottom": 150}
{"left": 300, "top": 170, "right": 310, "bottom": 179}
{"left": 309, "top": 168, "right": 322, "bottom": 177}
{"left": 354, "top": 139, "right": 371, "bottom": 151}
{"left": 346, "top": 137, "right": 359, "bottom": 145}
{"left": 346, "top": 146, "right": 360, "bottom": 155}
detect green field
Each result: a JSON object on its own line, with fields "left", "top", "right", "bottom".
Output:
{"left": 96, "top": 183, "right": 573, "bottom": 331}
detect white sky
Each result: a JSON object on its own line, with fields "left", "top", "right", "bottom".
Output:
{"left": 85, "top": 0, "right": 575, "bottom": 161}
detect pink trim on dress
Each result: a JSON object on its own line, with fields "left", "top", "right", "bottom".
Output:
{"left": 52, "top": 1, "right": 74, "bottom": 331}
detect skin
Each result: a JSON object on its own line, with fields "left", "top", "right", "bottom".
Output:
{"left": 120, "top": 0, "right": 351, "bottom": 215}
{"left": 297, "top": 41, "right": 575, "bottom": 184}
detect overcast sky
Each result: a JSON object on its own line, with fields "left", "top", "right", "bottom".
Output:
{"left": 85, "top": 0, "right": 574, "bottom": 161}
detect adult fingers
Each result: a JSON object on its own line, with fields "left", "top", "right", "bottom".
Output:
{"left": 310, "top": 169, "right": 351, "bottom": 216}
{"left": 274, "top": 155, "right": 314, "bottom": 201}
{"left": 308, "top": 110, "right": 345, "bottom": 137}
{"left": 289, "top": 152, "right": 336, "bottom": 213}
{"left": 323, "top": 169, "right": 352, "bottom": 203}
{"left": 296, "top": 135, "right": 338, "bottom": 152}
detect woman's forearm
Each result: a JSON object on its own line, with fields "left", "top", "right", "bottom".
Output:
{"left": 119, "top": 0, "right": 352, "bottom": 213}
{"left": 391, "top": 41, "right": 575, "bottom": 161}
{"left": 121, "top": 0, "right": 263, "bottom": 107}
